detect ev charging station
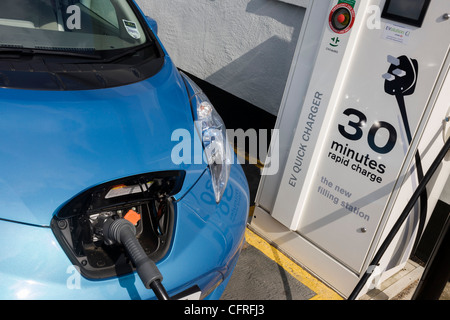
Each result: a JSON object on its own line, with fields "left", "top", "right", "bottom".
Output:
{"left": 251, "top": 0, "right": 450, "bottom": 298}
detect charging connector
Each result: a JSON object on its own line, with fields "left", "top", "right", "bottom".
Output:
{"left": 103, "top": 217, "right": 171, "bottom": 300}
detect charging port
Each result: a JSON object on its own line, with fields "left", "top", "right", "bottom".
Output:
{"left": 51, "top": 171, "right": 184, "bottom": 280}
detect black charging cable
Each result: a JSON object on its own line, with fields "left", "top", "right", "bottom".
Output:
{"left": 103, "top": 217, "right": 171, "bottom": 300}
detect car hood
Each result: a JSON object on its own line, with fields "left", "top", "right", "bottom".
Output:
{"left": 0, "top": 58, "right": 206, "bottom": 226}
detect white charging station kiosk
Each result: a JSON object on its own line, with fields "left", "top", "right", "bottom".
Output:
{"left": 251, "top": 0, "right": 450, "bottom": 298}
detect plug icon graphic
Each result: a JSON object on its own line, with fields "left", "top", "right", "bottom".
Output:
{"left": 383, "top": 54, "right": 426, "bottom": 252}
{"left": 383, "top": 55, "right": 419, "bottom": 143}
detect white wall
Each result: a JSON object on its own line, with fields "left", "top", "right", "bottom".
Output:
{"left": 136, "top": 0, "right": 306, "bottom": 116}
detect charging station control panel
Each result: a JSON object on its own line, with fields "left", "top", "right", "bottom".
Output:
{"left": 252, "top": 0, "right": 450, "bottom": 297}
{"left": 381, "top": 0, "right": 430, "bottom": 27}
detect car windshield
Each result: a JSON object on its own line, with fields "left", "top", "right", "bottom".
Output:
{"left": 0, "top": 0, "right": 148, "bottom": 53}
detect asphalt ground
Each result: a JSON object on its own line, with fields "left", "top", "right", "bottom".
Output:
{"left": 222, "top": 225, "right": 343, "bottom": 300}
{"left": 186, "top": 71, "right": 449, "bottom": 301}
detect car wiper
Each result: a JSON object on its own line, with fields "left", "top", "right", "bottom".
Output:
{"left": 100, "top": 42, "right": 153, "bottom": 63}
{"left": 0, "top": 46, "right": 103, "bottom": 60}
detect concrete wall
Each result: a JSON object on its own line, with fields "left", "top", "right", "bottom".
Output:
{"left": 136, "top": 0, "right": 306, "bottom": 116}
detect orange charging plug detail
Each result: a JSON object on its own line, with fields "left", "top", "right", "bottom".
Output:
{"left": 124, "top": 209, "right": 141, "bottom": 226}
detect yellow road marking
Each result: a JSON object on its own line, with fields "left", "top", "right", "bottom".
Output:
{"left": 240, "top": 147, "right": 342, "bottom": 299}
{"left": 244, "top": 227, "right": 343, "bottom": 300}
{"left": 233, "top": 146, "right": 265, "bottom": 169}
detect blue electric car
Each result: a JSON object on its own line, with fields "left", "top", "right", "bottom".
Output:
{"left": 0, "top": 0, "right": 249, "bottom": 300}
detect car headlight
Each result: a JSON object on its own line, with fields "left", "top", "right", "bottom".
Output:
{"left": 181, "top": 72, "right": 231, "bottom": 203}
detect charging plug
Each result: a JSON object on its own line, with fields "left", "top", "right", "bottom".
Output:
{"left": 103, "top": 217, "right": 170, "bottom": 300}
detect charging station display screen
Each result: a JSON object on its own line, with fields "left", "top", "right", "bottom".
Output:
{"left": 382, "top": 0, "right": 430, "bottom": 27}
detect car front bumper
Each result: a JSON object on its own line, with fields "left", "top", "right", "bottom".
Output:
{"left": 0, "top": 163, "right": 249, "bottom": 300}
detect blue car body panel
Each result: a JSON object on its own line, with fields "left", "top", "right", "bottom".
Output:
{"left": 0, "top": 164, "right": 249, "bottom": 299}
{"left": 0, "top": 1, "right": 250, "bottom": 300}
{"left": 0, "top": 57, "right": 205, "bottom": 227}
